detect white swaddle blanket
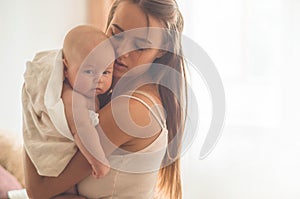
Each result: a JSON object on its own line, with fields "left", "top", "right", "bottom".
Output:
{"left": 22, "top": 49, "right": 77, "bottom": 177}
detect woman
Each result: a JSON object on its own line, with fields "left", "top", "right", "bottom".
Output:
{"left": 24, "top": 0, "right": 187, "bottom": 198}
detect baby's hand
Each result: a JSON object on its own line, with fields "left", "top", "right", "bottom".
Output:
{"left": 91, "top": 161, "right": 110, "bottom": 179}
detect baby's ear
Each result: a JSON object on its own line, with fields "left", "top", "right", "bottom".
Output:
{"left": 63, "top": 59, "right": 69, "bottom": 78}
{"left": 63, "top": 58, "right": 68, "bottom": 67}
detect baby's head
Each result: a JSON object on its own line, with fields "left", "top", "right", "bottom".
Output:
{"left": 63, "top": 25, "right": 114, "bottom": 98}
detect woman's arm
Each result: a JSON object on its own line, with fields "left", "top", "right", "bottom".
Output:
{"left": 51, "top": 193, "right": 86, "bottom": 199}
{"left": 24, "top": 89, "right": 160, "bottom": 198}
{"left": 24, "top": 86, "right": 93, "bottom": 198}
{"left": 97, "top": 91, "right": 162, "bottom": 154}
{"left": 24, "top": 150, "right": 91, "bottom": 199}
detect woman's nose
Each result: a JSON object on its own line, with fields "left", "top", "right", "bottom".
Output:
{"left": 118, "top": 51, "right": 130, "bottom": 58}
{"left": 115, "top": 39, "right": 131, "bottom": 58}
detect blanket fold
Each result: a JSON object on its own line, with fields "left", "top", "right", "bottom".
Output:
{"left": 22, "top": 50, "right": 77, "bottom": 177}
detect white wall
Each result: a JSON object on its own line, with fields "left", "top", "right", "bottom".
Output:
{"left": 0, "top": 0, "right": 87, "bottom": 135}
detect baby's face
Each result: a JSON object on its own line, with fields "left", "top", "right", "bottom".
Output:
{"left": 65, "top": 45, "right": 114, "bottom": 98}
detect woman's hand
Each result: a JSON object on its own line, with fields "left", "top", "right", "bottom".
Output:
{"left": 24, "top": 150, "right": 91, "bottom": 199}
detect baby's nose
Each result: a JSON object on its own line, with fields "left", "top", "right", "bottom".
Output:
{"left": 96, "top": 75, "right": 105, "bottom": 83}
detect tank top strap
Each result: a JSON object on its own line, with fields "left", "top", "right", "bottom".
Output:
{"left": 133, "top": 90, "right": 167, "bottom": 127}
{"left": 118, "top": 94, "right": 165, "bottom": 129}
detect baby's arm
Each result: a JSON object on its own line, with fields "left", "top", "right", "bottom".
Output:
{"left": 62, "top": 83, "right": 110, "bottom": 178}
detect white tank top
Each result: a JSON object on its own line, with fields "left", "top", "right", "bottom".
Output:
{"left": 77, "top": 91, "right": 168, "bottom": 199}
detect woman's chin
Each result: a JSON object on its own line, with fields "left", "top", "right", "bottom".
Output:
{"left": 113, "top": 71, "right": 124, "bottom": 80}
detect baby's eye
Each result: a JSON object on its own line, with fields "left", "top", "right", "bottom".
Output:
{"left": 84, "top": 70, "right": 95, "bottom": 75}
{"left": 102, "top": 71, "right": 111, "bottom": 75}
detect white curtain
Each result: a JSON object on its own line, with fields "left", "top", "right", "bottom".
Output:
{"left": 178, "top": 0, "right": 300, "bottom": 198}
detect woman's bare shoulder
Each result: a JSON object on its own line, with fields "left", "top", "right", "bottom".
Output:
{"left": 97, "top": 84, "right": 162, "bottom": 152}
{"left": 133, "top": 84, "right": 162, "bottom": 105}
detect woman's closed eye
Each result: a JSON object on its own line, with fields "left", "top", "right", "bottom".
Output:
{"left": 112, "top": 30, "right": 123, "bottom": 41}
{"left": 134, "top": 40, "right": 151, "bottom": 51}
{"left": 134, "top": 43, "right": 148, "bottom": 51}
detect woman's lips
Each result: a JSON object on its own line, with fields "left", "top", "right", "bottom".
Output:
{"left": 114, "top": 60, "right": 127, "bottom": 70}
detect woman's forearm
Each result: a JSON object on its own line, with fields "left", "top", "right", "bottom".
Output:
{"left": 24, "top": 151, "right": 91, "bottom": 199}
{"left": 51, "top": 194, "right": 86, "bottom": 199}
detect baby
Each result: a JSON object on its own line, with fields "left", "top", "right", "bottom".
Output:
{"left": 22, "top": 25, "right": 114, "bottom": 198}
{"left": 61, "top": 25, "right": 114, "bottom": 179}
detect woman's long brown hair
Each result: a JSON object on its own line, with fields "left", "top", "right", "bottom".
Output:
{"left": 106, "top": 0, "right": 187, "bottom": 198}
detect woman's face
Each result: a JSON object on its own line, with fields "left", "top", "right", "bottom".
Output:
{"left": 106, "top": 2, "right": 165, "bottom": 80}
